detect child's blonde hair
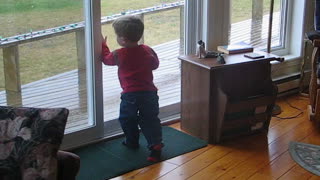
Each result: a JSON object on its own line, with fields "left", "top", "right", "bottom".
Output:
{"left": 112, "top": 15, "right": 144, "bottom": 42}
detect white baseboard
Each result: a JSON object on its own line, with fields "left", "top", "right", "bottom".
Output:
{"left": 275, "top": 71, "right": 310, "bottom": 95}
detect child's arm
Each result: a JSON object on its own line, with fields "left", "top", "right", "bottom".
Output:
{"left": 101, "top": 36, "right": 117, "bottom": 65}
{"left": 149, "top": 48, "right": 159, "bottom": 70}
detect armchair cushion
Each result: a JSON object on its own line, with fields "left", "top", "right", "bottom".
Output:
{"left": 0, "top": 106, "right": 68, "bottom": 180}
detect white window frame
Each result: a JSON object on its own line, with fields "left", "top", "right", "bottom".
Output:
{"left": 185, "top": 0, "right": 308, "bottom": 81}
{"left": 61, "top": 0, "right": 104, "bottom": 150}
{"left": 270, "top": 0, "right": 307, "bottom": 81}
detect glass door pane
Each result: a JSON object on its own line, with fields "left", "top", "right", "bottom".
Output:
{"left": 100, "top": 0, "right": 184, "bottom": 136}
{"left": 0, "top": 0, "right": 101, "bottom": 147}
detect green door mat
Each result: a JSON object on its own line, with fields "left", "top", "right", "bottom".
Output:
{"left": 74, "top": 126, "right": 207, "bottom": 180}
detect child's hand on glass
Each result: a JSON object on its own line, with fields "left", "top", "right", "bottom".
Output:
{"left": 101, "top": 34, "right": 107, "bottom": 43}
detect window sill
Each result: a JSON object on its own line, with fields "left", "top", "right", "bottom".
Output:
{"left": 270, "top": 53, "right": 302, "bottom": 65}
{"left": 270, "top": 53, "right": 303, "bottom": 81}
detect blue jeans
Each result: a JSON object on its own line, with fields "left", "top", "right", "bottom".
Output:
{"left": 119, "top": 91, "right": 162, "bottom": 148}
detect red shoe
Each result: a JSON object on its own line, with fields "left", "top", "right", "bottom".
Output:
{"left": 147, "top": 144, "right": 164, "bottom": 162}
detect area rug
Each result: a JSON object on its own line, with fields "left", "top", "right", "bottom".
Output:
{"left": 73, "top": 126, "right": 208, "bottom": 180}
{"left": 289, "top": 141, "right": 320, "bottom": 176}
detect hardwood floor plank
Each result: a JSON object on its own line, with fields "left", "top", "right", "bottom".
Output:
{"left": 247, "top": 101, "right": 316, "bottom": 179}
{"left": 308, "top": 175, "right": 320, "bottom": 179}
{"left": 110, "top": 162, "right": 178, "bottom": 180}
{"left": 157, "top": 145, "right": 233, "bottom": 180}
{"left": 267, "top": 120, "right": 314, "bottom": 161}
{"left": 269, "top": 117, "right": 282, "bottom": 128}
{"left": 168, "top": 123, "right": 182, "bottom": 131}
{"left": 267, "top": 117, "right": 305, "bottom": 140}
{"left": 278, "top": 165, "right": 313, "bottom": 180}
{"left": 165, "top": 146, "right": 212, "bottom": 166}
{"left": 248, "top": 151, "right": 296, "bottom": 179}
{"left": 217, "top": 119, "right": 314, "bottom": 179}
{"left": 188, "top": 146, "right": 261, "bottom": 179}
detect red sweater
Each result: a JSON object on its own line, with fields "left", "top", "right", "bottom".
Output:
{"left": 102, "top": 42, "right": 159, "bottom": 93}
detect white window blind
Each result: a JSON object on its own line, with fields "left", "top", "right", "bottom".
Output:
{"left": 229, "top": 0, "right": 287, "bottom": 51}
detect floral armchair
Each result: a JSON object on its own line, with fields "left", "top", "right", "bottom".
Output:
{"left": 0, "top": 106, "right": 80, "bottom": 180}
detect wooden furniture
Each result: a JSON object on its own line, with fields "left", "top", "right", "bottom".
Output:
{"left": 179, "top": 52, "right": 281, "bottom": 144}
{"left": 307, "top": 36, "right": 320, "bottom": 123}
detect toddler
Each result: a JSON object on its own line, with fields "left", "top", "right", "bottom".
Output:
{"left": 101, "top": 15, "right": 164, "bottom": 162}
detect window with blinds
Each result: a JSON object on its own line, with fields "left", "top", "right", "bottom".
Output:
{"left": 229, "top": 0, "right": 286, "bottom": 51}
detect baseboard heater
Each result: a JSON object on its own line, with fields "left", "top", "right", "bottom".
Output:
{"left": 273, "top": 71, "right": 310, "bottom": 96}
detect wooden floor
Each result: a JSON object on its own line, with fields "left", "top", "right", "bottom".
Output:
{"left": 110, "top": 94, "right": 320, "bottom": 180}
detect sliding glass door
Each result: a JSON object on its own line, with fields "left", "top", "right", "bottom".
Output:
{"left": 1, "top": 0, "right": 185, "bottom": 148}
{"left": 100, "top": 0, "right": 184, "bottom": 137}
{"left": 62, "top": 0, "right": 104, "bottom": 149}
{"left": 0, "top": 0, "right": 104, "bottom": 149}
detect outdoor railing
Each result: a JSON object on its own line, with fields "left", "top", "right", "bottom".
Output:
{"left": 0, "top": 1, "right": 185, "bottom": 106}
